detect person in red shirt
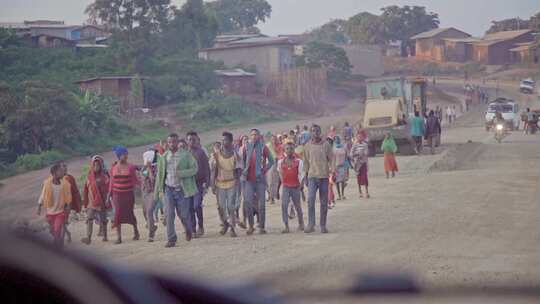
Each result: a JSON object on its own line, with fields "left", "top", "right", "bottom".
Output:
{"left": 81, "top": 155, "right": 110, "bottom": 244}
{"left": 241, "top": 129, "right": 274, "bottom": 235}
{"left": 278, "top": 142, "right": 305, "bottom": 233}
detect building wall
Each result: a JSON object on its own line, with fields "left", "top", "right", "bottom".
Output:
{"left": 444, "top": 41, "right": 467, "bottom": 62}
{"left": 415, "top": 29, "right": 470, "bottom": 61}
{"left": 30, "top": 27, "right": 72, "bottom": 39}
{"left": 473, "top": 32, "right": 534, "bottom": 65}
{"left": 79, "top": 26, "right": 108, "bottom": 39}
{"left": 341, "top": 45, "right": 384, "bottom": 77}
{"left": 201, "top": 45, "right": 294, "bottom": 83}
{"left": 220, "top": 76, "right": 257, "bottom": 95}
{"left": 35, "top": 35, "right": 74, "bottom": 48}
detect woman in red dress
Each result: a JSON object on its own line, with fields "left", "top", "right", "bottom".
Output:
{"left": 109, "top": 146, "right": 140, "bottom": 244}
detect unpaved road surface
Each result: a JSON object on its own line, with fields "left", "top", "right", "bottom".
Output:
{"left": 2, "top": 82, "right": 540, "bottom": 302}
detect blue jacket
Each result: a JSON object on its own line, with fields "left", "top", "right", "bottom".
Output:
{"left": 410, "top": 116, "right": 425, "bottom": 137}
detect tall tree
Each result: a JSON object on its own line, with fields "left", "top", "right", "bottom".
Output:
{"left": 161, "top": 0, "right": 218, "bottom": 54}
{"left": 345, "top": 12, "right": 386, "bottom": 45}
{"left": 380, "top": 5, "right": 439, "bottom": 56}
{"left": 299, "top": 41, "right": 352, "bottom": 82}
{"left": 307, "top": 19, "right": 349, "bottom": 45}
{"left": 205, "top": 0, "right": 272, "bottom": 34}
{"left": 486, "top": 18, "right": 530, "bottom": 34}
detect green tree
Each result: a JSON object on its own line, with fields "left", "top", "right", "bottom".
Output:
{"left": 307, "top": 19, "right": 349, "bottom": 44}
{"left": 486, "top": 18, "right": 529, "bottom": 34}
{"left": 161, "top": 0, "right": 218, "bottom": 54}
{"left": 2, "top": 82, "right": 79, "bottom": 154}
{"left": 300, "top": 41, "right": 352, "bottom": 81}
{"left": 346, "top": 12, "right": 387, "bottom": 45}
{"left": 380, "top": 5, "right": 440, "bottom": 56}
{"left": 205, "top": 0, "right": 272, "bottom": 34}
{"left": 0, "top": 28, "right": 22, "bottom": 48}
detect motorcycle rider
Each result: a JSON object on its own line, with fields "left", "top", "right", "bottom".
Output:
{"left": 492, "top": 111, "right": 506, "bottom": 128}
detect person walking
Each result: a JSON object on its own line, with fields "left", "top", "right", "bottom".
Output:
{"left": 303, "top": 124, "right": 334, "bottom": 234}
{"left": 37, "top": 163, "right": 72, "bottom": 248}
{"left": 446, "top": 106, "right": 453, "bottom": 125}
{"left": 333, "top": 136, "right": 349, "bottom": 201}
{"left": 451, "top": 105, "right": 457, "bottom": 123}
{"left": 58, "top": 160, "right": 81, "bottom": 243}
{"left": 410, "top": 111, "right": 425, "bottom": 154}
{"left": 81, "top": 155, "right": 110, "bottom": 245}
{"left": 108, "top": 146, "right": 140, "bottom": 244}
{"left": 425, "top": 110, "right": 442, "bottom": 155}
{"left": 350, "top": 132, "right": 370, "bottom": 198}
{"left": 141, "top": 149, "right": 159, "bottom": 242}
{"left": 381, "top": 133, "right": 399, "bottom": 178}
{"left": 187, "top": 131, "right": 210, "bottom": 237}
{"left": 242, "top": 129, "right": 274, "bottom": 235}
{"left": 210, "top": 132, "right": 242, "bottom": 237}
{"left": 155, "top": 134, "right": 199, "bottom": 248}
{"left": 278, "top": 142, "right": 305, "bottom": 233}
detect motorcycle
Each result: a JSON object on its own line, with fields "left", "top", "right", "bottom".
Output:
{"left": 526, "top": 121, "right": 538, "bottom": 134}
{"left": 494, "top": 123, "right": 505, "bottom": 143}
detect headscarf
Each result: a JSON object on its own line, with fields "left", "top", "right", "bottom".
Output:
{"left": 113, "top": 145, "right": 128, "bottom": 159}
{"left": 143, "top": 150, "right": 156, "bottom": 165}
{"left": 87, "top": 155, "right": 109, "bottom": 207}
{"left": 381, "top": 134, "right": 398, "bottom": 153}
{"left": 356, "top": 129, "right": 368, "bottom": 143}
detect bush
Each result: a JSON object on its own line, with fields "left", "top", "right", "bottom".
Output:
{"left": 177, "top": 93, "right": 284, "bottom": 131}
{"left": 15, "top": 150, "right": 67, "bottom": 172}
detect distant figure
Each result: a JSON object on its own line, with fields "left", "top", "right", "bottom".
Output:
{"left": 381, "top": 133, "right": 399, "bottom": 178}
{"left": 342, "top": 122, "right": 353, "bottom": 140}
{"left": 350, "top": 131, "right": 370, "bottom": 199}
{"left": 410, "top": 111, "right": 425, "bottom": 154}
{"left": 425, "top": 111, "right": 441, "bottom": 155}
{"left": 446, "top": 106, "right": 453, "bottom": 124}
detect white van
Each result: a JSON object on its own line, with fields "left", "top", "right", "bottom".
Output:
{"left": 485, "top": 99, "right": 520, "bottom": 131}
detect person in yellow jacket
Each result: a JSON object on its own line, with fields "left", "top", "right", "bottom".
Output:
{"left": 37, "top": 162, "right": 72, "bottom": 248}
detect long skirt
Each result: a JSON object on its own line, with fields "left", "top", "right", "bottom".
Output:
{"left": 356, "top": 163, "right": 369, "bottom": 186}
{"left": 383, "top": 152, "right": 399, "bottom": 173}
{"left": 112, "top": 191, "right": 137, "bottom": 228}
{"left": 46, "top": 211, "right": 66, "bottom": 241}
{"left": 335, "top": 165, "right": 349, "bottom": 183}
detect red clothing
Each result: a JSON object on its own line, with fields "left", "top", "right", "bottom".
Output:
{"left": 46, "top": 211, "right": 65, "bottom": 241}
{"left": 109, "top": 163, "right": 139, "bottom": 193}
{"left": 64, "top": 174, "right": 81, "bottom": 213}
{"left": 83, "top": 171, "right": 110, "bottom": 209}
{"left": 246, "top": 146, "right": 270, "bottom": 182}
{"left": 280, "top": 158, "right": 301, "bottom": 188}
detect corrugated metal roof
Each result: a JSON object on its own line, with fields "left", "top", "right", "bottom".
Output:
{"left": 483, "top": 29, "right": 532, "bottom": 41}
{"left": 443, "top": 37, "right": 481, "bottom": 43}
{"left": 411, "top": 27, "right": 470, "bottom": 40}
{"left": 75, "top": 76, "right": 147, "bottom": 83}
{"left": 228, "top": 36, "right": 291, "bottom": 45}
{"left": 215, "top": 69, "right": 256, "bottom": 77}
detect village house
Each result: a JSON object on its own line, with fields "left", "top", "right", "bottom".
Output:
{"left": 75, "top": 76, "right": 145, "bottom": 112}
{"left": 215, "top": 69, "right": 257, "bottom": 95}
{"left": 510, "top": 39, "right": 540, "bottom": 64}
{"left": 471, "top": 29, "right": 534, "bottom": 65}
{"left": 0, "top": 20, "right": 110, "bottom": 48}
{"left": 411, "top": 27, "right": 471, "bottom": 61}
{"left": 198, "top": 36, "right": 295, "bottom": 83}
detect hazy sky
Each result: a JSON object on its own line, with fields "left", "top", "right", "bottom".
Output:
{"left": 1, "top": 0, "right": 539, "bottom": 37}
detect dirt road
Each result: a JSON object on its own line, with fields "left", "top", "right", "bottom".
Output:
{"left": 3, "top": 83, "right": 540, "bottom": 301}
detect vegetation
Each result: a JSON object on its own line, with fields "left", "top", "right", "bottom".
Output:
{"left": 177, "top": 93, "right": 290, "bottom": 132}
{"left": 307, "top": 5, "right": 440, "bottom": 56}
{"left": 486, "top": 12, "right": 540, "bottom": 34}
{"left": 0, "top": 0, "right": 274, "bottom": 178}
{"left": 296, "top": 42, "right": 352, "bottom": 83}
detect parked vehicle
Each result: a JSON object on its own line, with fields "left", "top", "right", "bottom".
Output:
{"left": 520, "top": 78, "right": 534, "bottom": 94}
{"left": 484, "top": 99, "right": 520, "bottom": 131}
{"left": 363, "top": 76, "right": 429, "bottom": 156}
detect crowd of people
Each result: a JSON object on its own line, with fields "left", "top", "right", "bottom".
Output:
{"left": 37, "top": 122, "right": 382, "bottom": 248}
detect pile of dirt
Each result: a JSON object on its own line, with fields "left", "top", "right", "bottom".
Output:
{"left": 428, "top": 142, "right": 486, "bottom": 172}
